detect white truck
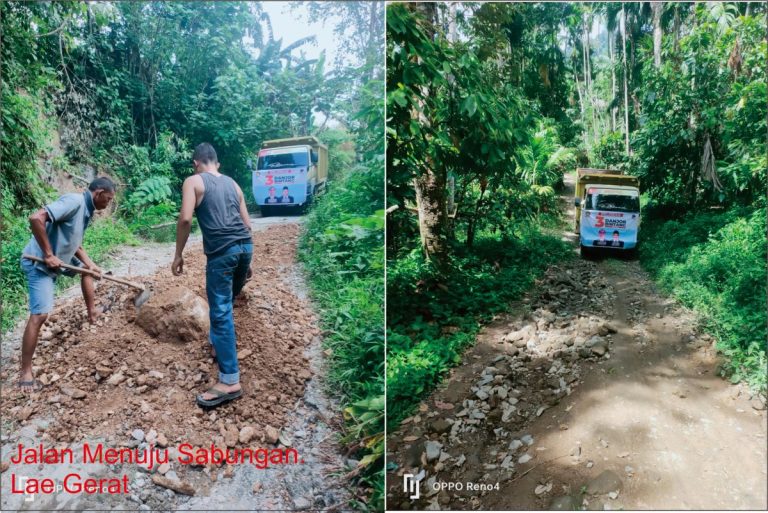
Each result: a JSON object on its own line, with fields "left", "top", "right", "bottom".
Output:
{"left": 249, "top": 136, "right": 328, "bottom": 216}
{"left": 574, "top": 168, "right": 641, "bottom": 258}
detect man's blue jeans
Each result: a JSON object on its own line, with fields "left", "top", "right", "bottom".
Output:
{"left": 205, "top": 240, "right": 253, "bottom": 385}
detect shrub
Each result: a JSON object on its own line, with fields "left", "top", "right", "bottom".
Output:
{"left": 386, "top": 224, "right": 571, "bottom": 425}
{"left": 0, "top": 214, "right": 35, "bottom": 332}
{"left": 299, "top": 158, "right": 384, "bottom": 510}
{"left": 639, "top": 207, "right": 767, "bottom": 391}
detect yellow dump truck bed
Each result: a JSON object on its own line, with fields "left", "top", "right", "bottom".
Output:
{"left": 575, "top": 168, "right": 639, "bottom": 198}
{"left": 261, "top": 136, "right": 328, "bottom": 184}
{"left": 574, "top": 168, "right": 640, "bottom": 233}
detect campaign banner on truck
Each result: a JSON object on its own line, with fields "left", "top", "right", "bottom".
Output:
{"left": 580, "top": 210, "right": 639, "bottom": 249}
{"left": 252, "top": 167, "right": 307, "bottom": 206}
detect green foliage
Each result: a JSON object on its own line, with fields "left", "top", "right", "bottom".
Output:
{"left": 0, "top": 214, "right": 35, "bottom": 332}
{"left": 470, "top": 2, "right": 578, "bottom": 144}
{"left": 127, "top": 177, "right": 173, "bottom": 210}
{"left": 80, "top": 217, "right": 139, "bottom": 260}
{"left": 0, "top": 89, "right": 54, "bottom": 213}
{"left": 514, "top": 121, "right": 576, "bottom": 188}
{"left": 639, "top": 208, "right": 767, "bottom": 391}
{"left": 387, "top": 4, "right": 577, "bottom": 258}
{"left": 387, "top": 225, "right": 571, "bottom": 425}
{"left": 591, "top": 132, "right": 627, "bottom": 171}
{"left": 316, "top": 128, "right": 356, "bottom": 180}
{"left": 618, "top": 4, "right": 768, "bottom": 392}
{"left": 0, "top": 1, "right": 63, "bottom": 216}
{"left": 128, "top": 203, "right": 192, "bottom": 243}
{"left": 299, "top": 157, "right": 384, "bottom": 509}
{"left": 386, "top": 3, "right": 576, "bottom": 432}
{"left": 630, "top": 8, "right": 766, "bottom": 208}
{"left": 2, "top": 1, "right": 358, "bottom": 218}
{"left": 299, "top": 43, "right": 384, "bottom": 507}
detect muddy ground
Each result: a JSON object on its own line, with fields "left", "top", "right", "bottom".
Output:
{"left": 386, "top": 176, "right": 767, "bottom": 510}
{"left": 1, "top": 216, "right": 354, "bottom": 511}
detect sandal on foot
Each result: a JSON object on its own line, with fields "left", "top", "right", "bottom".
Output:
{"left": 196, "top": 387, "right": 242, "bottom": 408}
{"left": 17, "top": 380, "right": 44, "bottom": 392}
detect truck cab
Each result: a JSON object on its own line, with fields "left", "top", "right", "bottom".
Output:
{"left": 251, "top": 136, "right": 328, "bottom": 216}
{"left": 574, "top": 168, "right": 640, "bottom": 257}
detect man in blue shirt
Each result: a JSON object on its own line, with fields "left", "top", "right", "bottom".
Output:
{"left": 18, "top": 177, "right": 116, "bottom": 393}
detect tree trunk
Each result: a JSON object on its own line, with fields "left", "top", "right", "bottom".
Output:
{"left": 466, "top": 187, "right": 486, "bottom": 248}
{"left": 407, "top": 3, "right": 449, "bottom": 264}
{"left": 609, "top": 29, "right": 617, "bottom": 132}
{"left": 414, "top": 169, "right": 448, "bottom": 258}
{"left": 621, "top": 3, "right": 630, "bottom": 155}
{"left": 366, "top": 1, "right": 381, "bottom": 82}
{"left": 586, "top": 19, "right": 598, "bottom": 144}
{"left": 580, "top": 24, "right": 590, "bottom": 146}
{"left": 575, "top": 75, "right": 588, "bottom": 147}
{"left": 652, "top": 2, "right": 663, "bottom": 68}
{"left": 673, "top": 4, "right": 681, "bottom": 62}
{"left": 448, "top": 2, "right": 458, "bottom": 43}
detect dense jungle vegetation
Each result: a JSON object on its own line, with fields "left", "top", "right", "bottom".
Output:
{"left": 386, "top": 2, "right": 766, "bottom": 428}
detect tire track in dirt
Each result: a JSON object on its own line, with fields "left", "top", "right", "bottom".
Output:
{"left": 386, "top": 176, "right": 767, "bottom": 510}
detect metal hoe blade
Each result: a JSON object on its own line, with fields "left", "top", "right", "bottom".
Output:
{"left": 134, "top": 288, "right": 152, "bottom": 308}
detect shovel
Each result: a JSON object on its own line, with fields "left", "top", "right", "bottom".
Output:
{"left": 23, "top": 254, "right": 151, "bottom": 307}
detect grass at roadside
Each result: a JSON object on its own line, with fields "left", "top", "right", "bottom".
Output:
{"left": 638, "top": 206, "right": 767, "bottom": 392}
{"left": 386, "top": 222, "right": 572, "bottom": 427}
{"left": 298, "top": 160, "right": 384, "bottom": 511}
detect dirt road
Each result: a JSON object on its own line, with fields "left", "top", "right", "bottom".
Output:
{"left": 386, "top": 176, "right": 767, "bottom": 510}
{"left": 1, "top": 214, "right": 353, "bottom": 511}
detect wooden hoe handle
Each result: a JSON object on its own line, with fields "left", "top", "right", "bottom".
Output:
{"left": 23, "top": 254, "right": 145, "bottom": 291}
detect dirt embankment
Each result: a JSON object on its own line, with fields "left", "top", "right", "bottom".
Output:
{"left": 386, "top": 178, "right": 767, "bottom": 510}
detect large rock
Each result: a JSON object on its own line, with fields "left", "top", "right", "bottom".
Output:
{"left": 550, "top": 495, "right": 580, "bottom": 510}
{"left": 430, "top": 418, "right": 451, "bottom": 435}
{"left": 586, "top": 470, "right": 623, "bottom": 495}
{"left": 136, "top": 286, "right": 209, "bottom": 343}
{"left": 239, "top": 426, "right": 256, "bottom": 444}
{"left": 425, "top": 441, "right": 443, "bottom": 462}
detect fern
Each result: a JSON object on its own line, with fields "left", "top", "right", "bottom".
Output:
{"left": 128, "top": 176, "right": 172, "bottom": 209}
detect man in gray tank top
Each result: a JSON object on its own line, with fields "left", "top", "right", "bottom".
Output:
{"left": 172, "top": 143, "right": 253, "bottom": 407}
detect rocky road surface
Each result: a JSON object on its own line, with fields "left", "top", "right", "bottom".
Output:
{"left": 1, "top": 214, "right": 355, "bottom": 511}
{"left": 386, "top": 175, "right": 767, "bottom": 510}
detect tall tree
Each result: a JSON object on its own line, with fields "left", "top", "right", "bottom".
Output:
{"left": 621, "top": 3, "right": 630, "bottom": 155}
{"left": 608, "top": 25, "right": 618, "bottom": 131}
{"left": 652, "top": 1, "right": 664, "bottom": 67}
{"left": 407, "top": 2, "right": 449, "bottom": 264}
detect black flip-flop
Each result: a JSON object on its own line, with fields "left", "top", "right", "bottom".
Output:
{"left": 17, "top": 380, "right": 44, "bottom": 393}
{"left": 196, "top": 387, "right": 242, "bottom": 408}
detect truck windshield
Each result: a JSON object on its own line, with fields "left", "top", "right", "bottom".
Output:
{"left": 587, "top": 192, "right": 640, "bottom": 213}
{"left": 257, "top": 151, "right": 308, "bottom": 169}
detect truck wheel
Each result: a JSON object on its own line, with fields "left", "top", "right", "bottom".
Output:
{"left": 299, "top": 195, "right": 312, "bottom": 215}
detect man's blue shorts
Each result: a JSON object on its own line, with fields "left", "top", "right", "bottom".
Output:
{"left": 21, "top": 256, "right": 83, "bottom": 315}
